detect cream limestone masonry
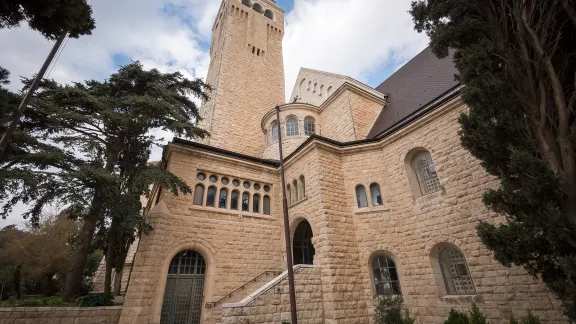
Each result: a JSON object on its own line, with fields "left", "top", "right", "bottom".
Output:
{"left": 198, "top": 0, "right": 286, "bottom": 157}
{"left": 0, "top": 306, "right": 123, "bottom": 324}
{"left": 118, "top": 0, "right": 568, "bottom": 323}
{"left": 290, "top": 67, "right": 383, "bottom": 107}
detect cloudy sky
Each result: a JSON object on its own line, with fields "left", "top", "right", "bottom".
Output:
{"left": 0, "top": 0, "right": 429, "bottom": 227}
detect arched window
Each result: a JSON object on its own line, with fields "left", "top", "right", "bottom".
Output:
{"left": 253, "top": 194, "right": 260, "bottom": 213}
{"left": 271, "top": 121, "right": 279, "bottom": 141}
{"left": 252, "top": 3, "right": 263, "bottom": 13}
{"left": 372, "top": 254, "right": 401, "bottom": 296}
{"left": 206, "top": 186, "right": 216, "bottom": 207}
{"left": 292, "top": 179, "right": 298, "bottom": 203}
{"left": 242, "top": 192, "right": 250, "bottom": 212}
{"left": 319, "top": 84, "right": 324, "bottom": 96}
{"left": 241, "top": 0, "right": 251, "bottom": 7}
{"left": 231, "top": 190, "right": 240, "bottom": 210}
{"left": 161, "top": 250, "right": 206, "bottom": 323}
{"left": 356, "top": 185, "right": 368, "bottom": 208}
{"left": 439, "top": 247, "right": 475, "bottom": 295}
{"left": 413, "top": 152, "right": 441, "bottom": 196}
{"left": 370, "top": 183, "right": 383, "bottom": 206}
{"left": 218, "top": 188, "right": 228, "bottom": 209}
{"left": 193, "top": 184, "right": 204, "bottom": 206}
{"left": 304, "top": 118, "right": 315, "bottom": 136}
{"left": 327, "top": 86, "right": 333, "bottom": 97}
{"left": 286, "top": 117, "right": 299, "bottom": 137}
{"left": 299, "top": 175, "right": 306, "bottom": 199}
{"left": 299, "top": 78, "right": 307, "bottom": 96}
{"left": 264, "top": 9, "right": 273, "bottom": 19}
{"left": 263, "top": 195, "right": 271, "bottom": 215}
{"left": 286, "top": 184, "right": 292, "bottom": 204}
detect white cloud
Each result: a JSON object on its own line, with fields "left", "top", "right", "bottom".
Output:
{"left": 282, "top": 0, "right": 428, "bottom": 98}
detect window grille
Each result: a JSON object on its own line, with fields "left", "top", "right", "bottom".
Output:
{"left": 286, "top": 118, "right": 299, "bottom": 136}
{"left": 304, "top": 119, "right": 315, "bottom": 136}
{"left": 439, "top": 247, "right": 476, "bottom": 295}
{"left": 372, "top": 255, "right": 401, "bottom": 296}
{"left": 413, "top": 152, "right": 441, "bottom": 195}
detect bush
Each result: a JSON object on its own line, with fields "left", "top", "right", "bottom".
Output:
{"left": 469, "top": 303, "right": 487, "bottom": 324}
{"left": 0, "top": 296, "right": 68, "bottom": 307}
{"left": 374, "top": 296, "right": 416, "bottom": 324}
{"left": 444, "top": 309, "right": 469, "bottom": 324}
{"left": 76, "top": 293, "right": 113, "bottom": 307}
{"left": 510, "top": 312, "right": 541, "bottom": 324}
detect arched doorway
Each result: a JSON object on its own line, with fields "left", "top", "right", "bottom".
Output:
{"left": 293, "top": 220, "right": 315, "bottom": 265}
{"left": 161, "top": 250, "right": 206, "bottom": 324}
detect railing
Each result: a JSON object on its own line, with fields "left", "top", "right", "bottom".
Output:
{"left": 205, "top": 270, "right": 281, "bottom": 308}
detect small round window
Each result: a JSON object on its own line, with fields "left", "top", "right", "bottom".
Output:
{"left": 232, "top": 179, "right": 240, "bottom": 187}
{"left": 254, "top": 184, "right": 261, "bottom": 191}
{"left": 263, "top": 185, "right": 270, "bottom": 192}
{"left": 243, "top": 181, "right": 251, "bottom": 189}
{"left": 221, "top": 177, "right": 229, "bottom": 185}
{"left": 209, "top": 175, "right": 218, "bottom": 183}
{"left": 197, "top": 173, "right": 206, "bottom": 181}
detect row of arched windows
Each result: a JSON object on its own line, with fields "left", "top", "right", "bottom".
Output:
{"left": 371, "top": 245, "right": 475, "bottom": 297}
{"left": 241, "top": 0, "right": 274, "bottom": 19}
{"left": 287, "top": 175, "right": 306, "bottom": 205}
{"left": 193, "top": 172, "right": 272, "bottom": 215}
{"left": 354, "top": 150, "right": 441, "bottom": 208}
{"left": 193, "top": 185, "right": 271, "bottom": 215}
{"left": 270, "top": 117, "right": 316, "bottom": 142}
{"left": 300, "top": 78, "right": 333, "bottom": 98}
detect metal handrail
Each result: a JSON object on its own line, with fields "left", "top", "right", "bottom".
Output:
{"left": 205, "top": 270, "right": 281, "bottom": 308}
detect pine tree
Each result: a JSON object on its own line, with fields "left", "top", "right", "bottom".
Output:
{"left": 0, "top": 62, "right": 210, "bottom": 300}
{"left": 410, "top": 0, "right": 576, "bottom": 320}
{"left": 0, "top": 0, "right": 95, "bottom": 39}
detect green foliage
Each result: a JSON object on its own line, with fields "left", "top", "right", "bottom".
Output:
{"left": 468, "top": 303, "right": 487, "bottom": 324}
{"left": 76, "top": 293, "right": 113, "bottom": 307}
{"left": 410, "top": 0, "right": 576, "bottom": 320}
{"left": 1, "top": 61, "right": 211, "bottom": 299}
{"left": 444, "top": 309, "right": 469, "bottom": 324}
{"left": 374, "top": 296, "right": 416, "bottom": 324}
{"left": 0, "top": 0, "right": 95, "bottom": 39}
{"left": 509, "top": 312, "right": 541, "bottom": 324}
{"left": 0, "top": 296, "right": 72, "bottom": 307}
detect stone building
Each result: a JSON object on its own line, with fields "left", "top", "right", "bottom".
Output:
{"left": 117, "top": 0, "right": 566, "bottom": 323}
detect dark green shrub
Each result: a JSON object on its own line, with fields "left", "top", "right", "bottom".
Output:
{"left": 469, "top": 303, "right": 487, "bottom": 324}
{"left": 0, "top": 296, "right": 67, "bottom": 307}
{"left": 510, "top": 312, "right": 541, "bottom": 324}
{"left": 76, "top": 293, "right": 113, "bottom": 307}
{"left": 444, "top": 309, "right": 469, "bottom": 324}
{"left": 374, "top": 296, "right": 416, "bottom": 324}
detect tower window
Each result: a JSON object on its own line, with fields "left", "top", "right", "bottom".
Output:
{"left": 286, "top": 117, "right": 299, "bottom": 137}
{"left": 304, "top": 118, "right": 316, "bottom": 136}
{"left": 242, "top": 0, "right": 251, "bottom": 7}
{"left": 252, "top": 3, "right": 263, "bottom": 13}
{"left": 264, "top": 9, "right": 273, "bottom": 19}
{"left": 370, "top": 183, "right": 383, "bottom": 206}
{"left": 271, "top": 121, "right": 279, "bottom": 141}
{"left": 356, "top": 185, "right": 368, "bottom": 208}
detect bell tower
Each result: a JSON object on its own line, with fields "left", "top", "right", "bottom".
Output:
{"left": 199, "top": 0, "right": 286, "bottom": 157}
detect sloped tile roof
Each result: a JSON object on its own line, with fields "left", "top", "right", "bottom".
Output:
{"left": 367, "top": 47, "right": 460, "bottom": 138}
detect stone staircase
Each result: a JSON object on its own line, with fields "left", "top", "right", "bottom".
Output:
{"left": 209, "top": 270, "right": 282, "bottom": 323}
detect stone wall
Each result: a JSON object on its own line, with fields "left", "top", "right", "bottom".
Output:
{"left": 0, "top": 306, "right": 122, "bottom": 324}
{"left": 198, "top": 0, "right": 286, "bottom": 157}
{"left": 221, "top": 265, "right": 324, "bottom": 324}
{"left": 119, "top": 147, "right": 284, "bottom": 324}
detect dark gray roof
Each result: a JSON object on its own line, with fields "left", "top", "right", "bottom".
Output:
{"left": 366, "top": 47, "right": 460, "bottom": 139}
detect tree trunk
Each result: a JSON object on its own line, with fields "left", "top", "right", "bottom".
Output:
{"left": 104, "top": 217, "right": 119, "bottom": 295}
{"left": 63, "top": 201, "right": 101, "bottom": 302}
{"left": 11, "top": 265, "right": 21, "bottom": 300}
